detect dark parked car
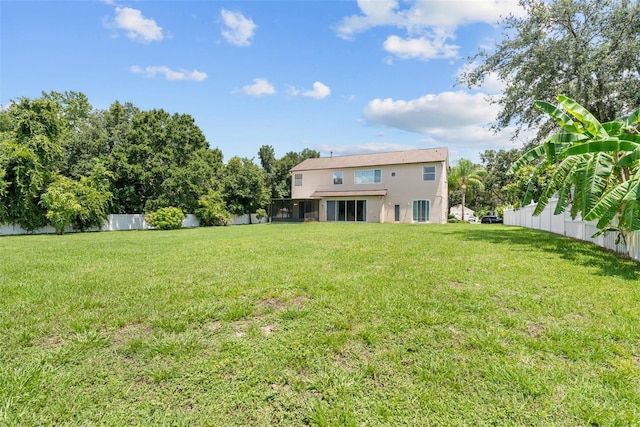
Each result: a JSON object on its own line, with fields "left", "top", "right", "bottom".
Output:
{"left": 481, "top": 215, "right": 503, "bottom": 224}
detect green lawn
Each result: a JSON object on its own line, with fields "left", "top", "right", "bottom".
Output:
{"left": 1, "top": 223, "right": 639, "bottom": 426}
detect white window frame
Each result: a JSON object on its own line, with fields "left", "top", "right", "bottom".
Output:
{"left": 294, "top": 173, "right": 303, "bottom": 186}
{"left": 355, "top": 169, "right": 381, "bottom": 185}
{"left": 423, "top": 166, "right": 436, "bottom": 181}
{"left": 333, "top": 171, "right": 343, "bottom": 185}
{"left": 412, "top": 199, "right": 430, "bottom": 223}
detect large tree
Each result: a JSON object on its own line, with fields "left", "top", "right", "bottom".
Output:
{"left": 106, "top": 107, "right": 220, "bottom": 213}
{"left": 477, "top": 149, "right": 524, "bottom": 210}
{"left": 0, "top": 97, "right": 67, "bottom": 230}
{"left": 222, "top": 156, "right": 269, "bottom": 222}
{"left": 460, "top": 0, "right": 640, "bottom": 142}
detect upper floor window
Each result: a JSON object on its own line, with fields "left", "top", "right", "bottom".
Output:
{"left": 333, "top": 171, "right": 343, "bottom": 185}
{"left": 355, "top": 169, "right": 381, "bottom": 184}
{"left": 294, "top": 173, "right": 303, "bottom": 186}
{"left": 423, "top": 166, "right": 436, "bottom": 181}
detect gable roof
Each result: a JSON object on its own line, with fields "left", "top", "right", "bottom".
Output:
{"left": 290, "top": 148, "right": 448, "bottom": 172}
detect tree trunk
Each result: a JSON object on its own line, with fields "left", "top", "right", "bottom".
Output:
{"left": 461, "top": 190, "right": 466, "bottom": 221}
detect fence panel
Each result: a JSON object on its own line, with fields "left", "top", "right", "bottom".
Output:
{"left": 504, "top": 201, "right": 639, "bottom": 262}
{"left": 1, "top": 213, "right": 267, "bottom": 236}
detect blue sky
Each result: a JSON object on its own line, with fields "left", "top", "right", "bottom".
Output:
{"left": 1, "top": 0, "right": 529, "bottom": 164}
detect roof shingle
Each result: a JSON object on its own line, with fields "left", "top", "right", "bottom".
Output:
{"left": 290, "top": 148, "right": 448, "bottom": 172}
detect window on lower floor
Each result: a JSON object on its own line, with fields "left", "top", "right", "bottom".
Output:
{"left": 326, "top": 200, "right": 367, "bottom": 222}
{"left": 412, "top": 200, "right": 430, "bottom": 223}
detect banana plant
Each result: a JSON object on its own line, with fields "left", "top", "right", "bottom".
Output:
{"left": 508, "top": 95, "right": 640, "bottom": 246}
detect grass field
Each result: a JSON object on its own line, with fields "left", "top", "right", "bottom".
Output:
{"left": 1, "top": 223, "right": 639, "bottom": 426}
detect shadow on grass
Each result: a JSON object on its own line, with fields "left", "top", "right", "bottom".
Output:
{"left": 450, "top": 225, "right": 639, "bottom": 282}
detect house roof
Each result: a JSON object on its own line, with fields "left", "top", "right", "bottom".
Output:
{"left": 290, "top": 148, "right": 448, "bottom": 172}
{"left": 310, "top": 189, "right": 388, "bottom": 198}
{"left": 450, "top": 204, "right": 475, "bottom": 214}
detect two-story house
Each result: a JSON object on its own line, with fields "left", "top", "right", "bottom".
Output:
{"left": 271, "top": 148, "right": 448, "bottom": 223}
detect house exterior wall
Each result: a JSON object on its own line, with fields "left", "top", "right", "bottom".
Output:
{"left": 450, "top": 205, "right": 475, "bottom": 220}
{"left": 291, "top": 161, "right": 448, "bottom": 223}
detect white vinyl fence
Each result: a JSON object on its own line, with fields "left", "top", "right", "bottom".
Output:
{"left": 0, "top": 213, "right": 267, "bottom": 236}
{"left": 504, "top": 199, "right": 640, "bottom": 262}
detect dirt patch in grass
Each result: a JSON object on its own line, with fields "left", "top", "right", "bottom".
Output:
{"left": 291, "top": 296, "right": 309, "bottom": 306}
{"left": 234, "top": 320, "right": 251, "bottom": 337}
{"left": 527, "top": 323, "right": 546, "bottom": 338}
{"left": 259, "top": 298, "right": 286, "bottom": 310}
{"left": 112, "top": 323, "right": 153, "bottom": 345}
{"left": 38, "top": 334, "right": 65, "bottom": 349}
{"left": 261, "top": 324, "right": 276, "bottom": 336}
{"left": 271, "top": 383, "right": 291, "bottom": 393}
{"left": 259, "top": 296, "right": 309, "bottom": 312}
{"left": 207, "top": 320, "right": 222, "bottom": 332}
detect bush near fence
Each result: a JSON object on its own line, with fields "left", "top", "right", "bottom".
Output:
{"left": 0, "top": 214, "right": 267, "bottom": 236}
{"left": 504, "top": 199, "right": 640, "bottom": 262}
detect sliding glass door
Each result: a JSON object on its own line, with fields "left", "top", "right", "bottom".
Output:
{"left": 326, "top": 200, "right": 367, "bottom": 222}
{"left": 412, "top": 200, "right": 429, "bottom": 223}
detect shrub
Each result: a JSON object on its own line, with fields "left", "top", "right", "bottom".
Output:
{"left": 255, "top": 208, "right": 267, "bottom": 222}
{"left": 41, "top": 180, "right": 82, "bottom": 234}
{"left": 195, "top": 190, "right": 231, "bottom": 226}
{"left": 145, "top": 207, "right": 185, "bottom": 230}
{"left": 40, "top": 171, "right": 111, "bottom": 234}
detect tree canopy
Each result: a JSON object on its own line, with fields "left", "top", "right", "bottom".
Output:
{"left": 460, "top": 0, "right": 640, "bottom": 142}
{"left": 0, "top": 91, "right": 319, "bottom": 232}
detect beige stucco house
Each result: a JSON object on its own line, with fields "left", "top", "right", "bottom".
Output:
{"left": 271, "top": 148, "right": 449, "bottom": 223}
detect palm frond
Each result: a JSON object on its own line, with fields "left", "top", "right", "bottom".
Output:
{"left": 620, "top": 108, "right": 640, "bottom": 128}
{"left": 563, "top": 138, "right": 640, "bottom": 156}
{"left": 507, "top": 145, "right": 546, "bottom": 175}
{"left": 557, "top": 95, "right": 608, "bottom": 139}
{"left": 534, "top": 100, "right": 584, "bottom": 134}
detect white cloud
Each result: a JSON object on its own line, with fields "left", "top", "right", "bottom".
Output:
{"left": 363, "top": 90, "right": 520, "bottom": 162}
{"left": 336, "top": 0, "right": 402, "bottom": 40}
{"left": 112, "top": 7, "right": 163, "bottom": 43}
{"left": 337, "top": 0, "right": 523, "bottom": 38}
{"left": 243, "top": 78, "right": 276, "bottom": 96}
{"left": 383, "top": 35, "right": 458, "bottom": 61}
{"left": 131, "top": 65, "right": 207, "bottom": 82}
{"left": 220, "top": 9, "right": 257, "bottom": 46}
{"left": 303, "top": 82, "right": 331, "bottom": 99}
{"left": 364, "top": 91, "right": 499, "bottom": 132}
{"left": 336, "top": 0, "right": 524, "bottom": 61}
{"left": 289, "top": 82, "right": 331, "bottom": 99}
